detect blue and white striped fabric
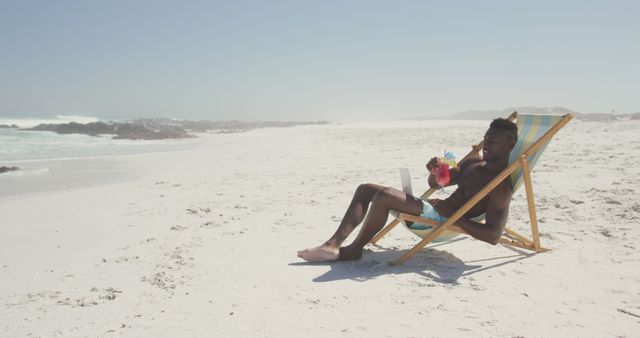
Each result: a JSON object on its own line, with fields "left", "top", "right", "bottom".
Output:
{"left": 508, "top": 114, "right": 565, "bottom": 191}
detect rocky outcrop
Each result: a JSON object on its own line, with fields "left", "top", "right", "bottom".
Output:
{"left": 28, "top": 122, "right": 114, "bottom": 135}
{"left": 112, "top": 123, "right": 194, "bottom": 140}
{"left": 0, "top": 124, "right": 19, "bottom": 129}
{"left": 25, "top": 119, "right": 328, "bottom": 140}
{"left": 26, "top": 121, "right": 194, "bottom": 140}
{"left": 0, "top": 166, "right": 19, "bottom": 174}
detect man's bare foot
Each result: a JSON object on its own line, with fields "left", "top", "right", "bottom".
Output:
{"left": 297, "top": 244, "right": 339, "bottom": 262}
{"left": 338, "top": 246, "right": 363, "bottom": 261}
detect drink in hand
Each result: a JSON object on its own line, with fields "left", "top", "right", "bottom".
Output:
{"left": 430, "top": 151, "right": 457, "bottom": 187}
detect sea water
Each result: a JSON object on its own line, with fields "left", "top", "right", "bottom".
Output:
{"left": 0, "top": 127, "right": 196, "bottom": 162}
{"left": 0, "top": 116, "right": 199, "bottom": 199}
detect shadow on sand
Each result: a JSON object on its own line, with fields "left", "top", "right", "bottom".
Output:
{"left": 290, "top": 238, "right": 535, "bottom": 284}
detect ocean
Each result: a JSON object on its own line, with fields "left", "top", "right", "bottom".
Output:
{"left": 0, "top": 116, "right": 199, "bottom": 199}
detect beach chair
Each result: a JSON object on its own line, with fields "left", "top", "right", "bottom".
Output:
{"left": 369, "top": 112, "right": 573, "bottom": 265}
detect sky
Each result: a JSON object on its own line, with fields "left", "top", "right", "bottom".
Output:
{"left": 0, "top": 0, "right": 638, "bottom": 122}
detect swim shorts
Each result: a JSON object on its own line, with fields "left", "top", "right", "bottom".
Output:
{"left": 409, "top": 200, "right": 447, "bottom": 230}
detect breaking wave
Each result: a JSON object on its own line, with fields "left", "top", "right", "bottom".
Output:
{"left": 0, "top": 115, "right": 100, "bottom": 128}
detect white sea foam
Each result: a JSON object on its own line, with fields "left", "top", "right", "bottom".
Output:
{"left": 0, "top": 123, "right": 198, "bottom": 162}
{"left": 0, "top": 115, "right": 100, "bottom": 128}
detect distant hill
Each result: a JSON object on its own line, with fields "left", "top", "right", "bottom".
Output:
{"left": 444, "top": 106, "right": 579, "bottom": 120}
{"left": 419, "top": 106, "right": 635, "bottom": 122}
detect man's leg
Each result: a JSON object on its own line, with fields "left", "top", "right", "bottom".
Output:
{"left": 297, "top": 184, "right": 423, "bottom": 262}
{"left": 338, "top": 187, "right": 423, "bottom": 260}
{"left": 325, "top": 183, "right": 386, "bottom": 247}
{"left": 297, "top": 183, "right": 384, "bottom": 262}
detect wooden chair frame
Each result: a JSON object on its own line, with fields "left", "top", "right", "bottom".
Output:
{"left": 369, "top": 112, "right": 574, "bottom": 265}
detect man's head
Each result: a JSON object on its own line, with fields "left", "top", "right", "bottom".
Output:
{"left": 482, "top": 118, "right": 518, "bottom": 162}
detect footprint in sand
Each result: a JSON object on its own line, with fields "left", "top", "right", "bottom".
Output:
{"left": 90, "top": 287, "right": 122, "bottom": 301}
{"left": 200, "top": 221, "right": 221, "bottom": 228}
{"left": 113, "top": 255, "right": 140, "bottom": 263}
{"left": 599, "top": 229, "right": 613, "bottom": 238}
{"left": 142, "top": 272, "right": 176, "bottom": 292}
{"left": 605, "top": 198, "right": 622, "bottom": 205}
{"left": 53, "top": 287, "right": 122, "bottom": 307}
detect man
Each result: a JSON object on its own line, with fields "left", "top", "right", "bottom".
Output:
{"left": 297, "top": 118, "right": 517, "bottom": 262}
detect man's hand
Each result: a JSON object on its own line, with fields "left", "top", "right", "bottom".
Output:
{"left": 426, "top": 157, "right": 440, "bottom": 173}
{"left": 428, "top": 198, "right": 456, "bottom": 217}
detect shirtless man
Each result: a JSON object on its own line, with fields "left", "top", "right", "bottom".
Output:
{"left": 297, "top": 118, "right": 517, "bottom": 262}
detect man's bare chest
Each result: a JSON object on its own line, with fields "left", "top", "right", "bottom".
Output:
{"left": 458, "top": 164, "right": 495, "bottom": 198}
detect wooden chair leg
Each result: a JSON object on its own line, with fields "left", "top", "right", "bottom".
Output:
{"left": 520, "top": 155, "right": 541, "bottom": 250}
{"left": 392, "top": 222, "right": 450, "bottom": 265}
{"left": 498, "top": 237, "right": 550, "bottom": 252}
{"left": 504, "top": 227, "right": 535, "bottom": 246}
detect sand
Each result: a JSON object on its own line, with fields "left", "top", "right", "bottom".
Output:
{"left": 1, "top": 119, "right": 639, "bottom": 337}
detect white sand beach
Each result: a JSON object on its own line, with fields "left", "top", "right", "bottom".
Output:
{"left": 1, "top": 119, "right": 639, "bottom": 337}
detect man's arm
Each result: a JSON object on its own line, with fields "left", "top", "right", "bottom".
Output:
{"left": 455, "top": 182, "right": 512, "bottom": 245}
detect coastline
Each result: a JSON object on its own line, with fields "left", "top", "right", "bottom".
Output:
{"left": 0, "top": 129, "right": 206, "bottom": 201}
{"left": 0, "top": 156, "right": 139, "bottom": 201}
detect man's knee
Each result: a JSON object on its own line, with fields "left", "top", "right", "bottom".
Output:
{"left": 371, "top": 187, "right": 395, "bottom": 206}
{"left": 355, "top": 183, "right": 378, "bottom": 199}
{"left": 355, "top": 184, "right": 368, "bottom": 195}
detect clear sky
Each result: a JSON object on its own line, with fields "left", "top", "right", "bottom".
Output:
{"left": 0, "top": 0, "right": 638, "bottom": 121}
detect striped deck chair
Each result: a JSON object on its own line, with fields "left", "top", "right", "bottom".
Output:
{"left": 370, "top": 112, "right": 573, "bottom": 265}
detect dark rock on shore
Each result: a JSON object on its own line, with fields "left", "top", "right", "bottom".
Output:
{"left": 0, "top": 124, "right": 19, "bottom": 129}
{"left": 24, "top": 119, "right": 328, "bottom": 140}
{"left": 26, "top": 121, "right": 194, "bottom": 140}
{"left": 0, "top": 166, "right": 19, "bottom": 174}
{"left": 112, "top": 123, "right": 194, "bottom": 140}
{"left": 29, "top": 122, "right": 115, "bottom": 135}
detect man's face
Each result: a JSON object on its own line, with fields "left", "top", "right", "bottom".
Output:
{"left": 482, "top": 128, "right": 515, "bottom": 162}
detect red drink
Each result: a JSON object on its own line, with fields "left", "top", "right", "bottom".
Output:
{"left": 434, "top": 163, "right": 451, "bottom": 187}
